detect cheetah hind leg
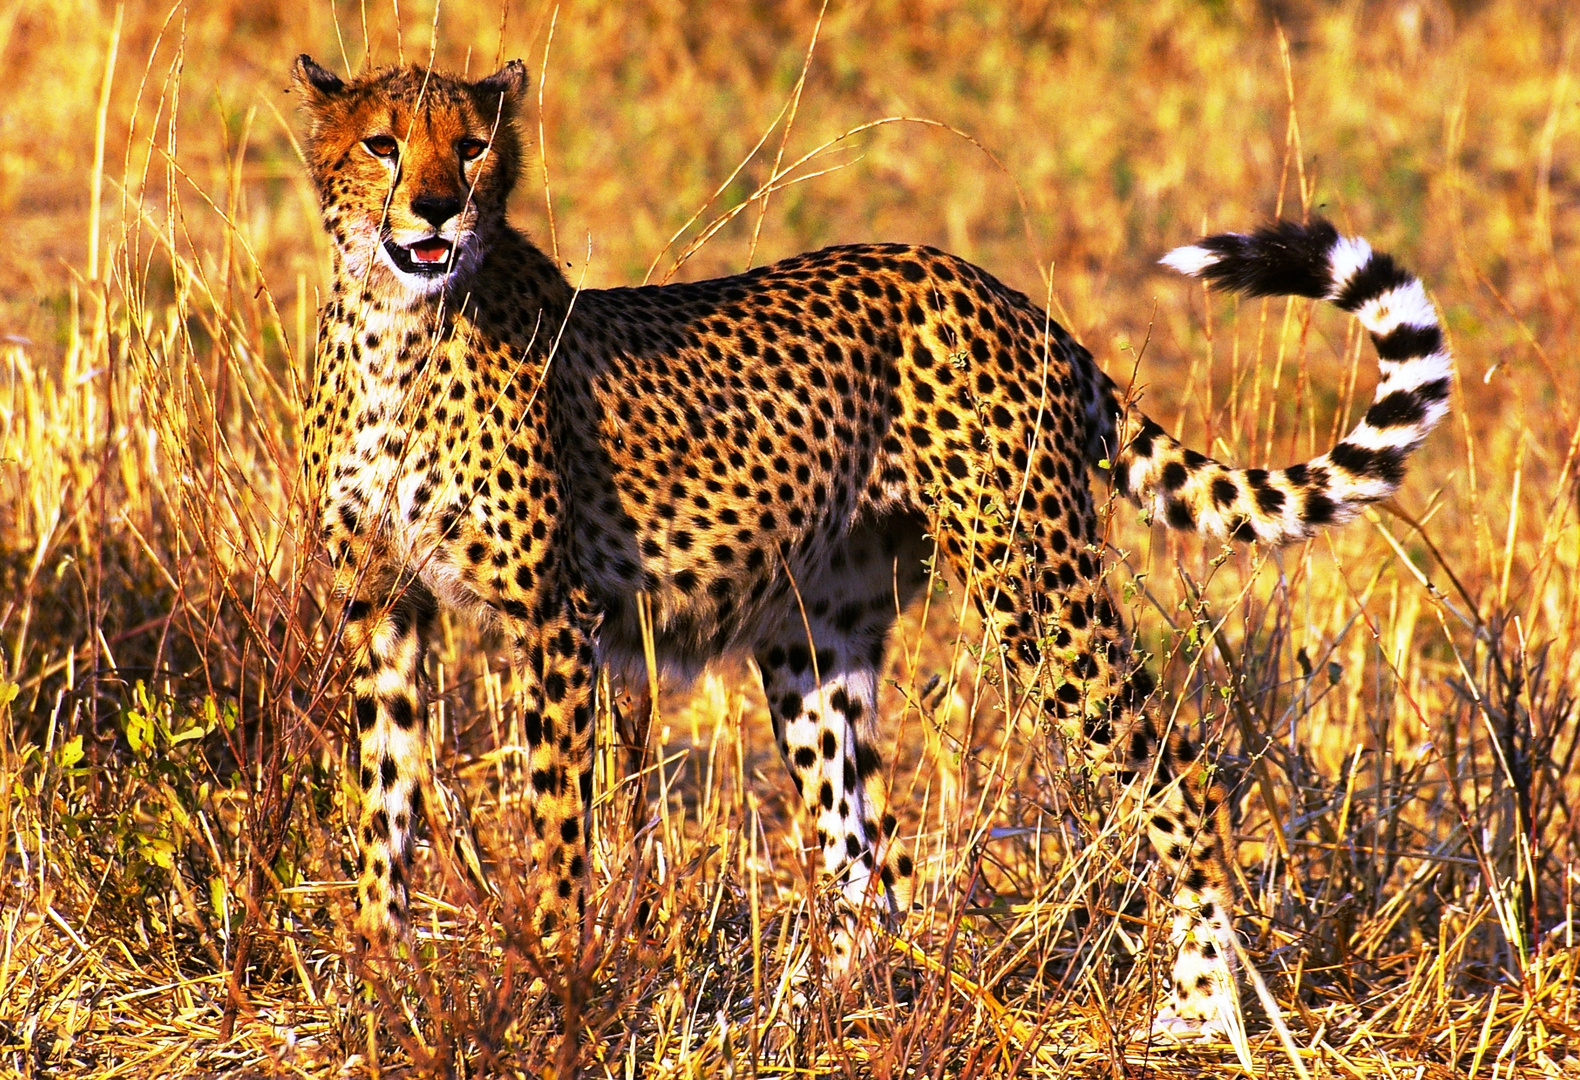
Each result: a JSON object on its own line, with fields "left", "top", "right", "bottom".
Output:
{"left": 1145, "top": 895, "right": 1251, "bottom": 1069}
{"left": 1135, "top": 735, "right": 1253, "bottom": 1069}
{"left": 917, "top": 469, "right": 1252, "bottom": 1062}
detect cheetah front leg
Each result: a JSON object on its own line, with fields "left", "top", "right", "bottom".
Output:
{"left": 497, "top": 586, "right": 599, "bottom": 957}
{"left": 340, "top": 572, "right": 438, "bottom": 956}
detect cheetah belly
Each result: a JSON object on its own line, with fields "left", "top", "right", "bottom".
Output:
{"left": 583, "top": 507, "right": 932, "bottom": 696}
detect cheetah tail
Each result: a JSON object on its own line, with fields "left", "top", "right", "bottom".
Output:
{"left": 1107, "top": 218, "right": 1452, "bottom": 547}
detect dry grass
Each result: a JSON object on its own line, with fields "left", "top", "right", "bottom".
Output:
{"left": 3, "top": 0, "right": 1579, "bottom": 1075}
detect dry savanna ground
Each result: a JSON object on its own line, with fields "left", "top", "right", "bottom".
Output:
{"left": 2, "top": 0, "right": 1578, "bottom": 1076}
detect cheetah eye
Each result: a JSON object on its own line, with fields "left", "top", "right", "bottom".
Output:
{"left": 362, "top": 135, "right": 398, "bottom": 159}
{"left": 457, "top": 138, "right": 489, "bottom": 162}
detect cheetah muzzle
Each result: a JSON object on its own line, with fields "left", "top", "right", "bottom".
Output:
{"left": 291, "top": 54, "right": 1453, "bottom": 1050}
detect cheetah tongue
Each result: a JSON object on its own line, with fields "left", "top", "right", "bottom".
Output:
{"left": 409, "top": 239, "right": 451, "bottom": 264}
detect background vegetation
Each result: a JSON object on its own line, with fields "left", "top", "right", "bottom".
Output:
{"left": 2, "top": 0, "right": 1577, "bottom": 1075}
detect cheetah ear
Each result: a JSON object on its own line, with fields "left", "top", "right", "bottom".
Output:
{"left": 293, "top": 55, "right": 346, "bottom": 107}
{"left": 473, "top": 59, "right": 528, "bottom": 111}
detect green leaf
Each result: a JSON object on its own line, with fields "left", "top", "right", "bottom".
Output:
{"left": 210, "top": 876, "right": 228, "bottom": 923}
{"left": 55, "top": 735, "right": 84, "bottom": 769}
{"left": 167, "top": 724, "right": 207, "bottom": 746}
{"left": 141, "top": 835, "right": 177, "bottom": 869}
{"left": 125, "top": 711, "right": 149, "bottom": 754}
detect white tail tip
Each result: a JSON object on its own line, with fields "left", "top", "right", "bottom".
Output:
{"left": 1160, "top": 244, "right": 1218, "bottom": 277}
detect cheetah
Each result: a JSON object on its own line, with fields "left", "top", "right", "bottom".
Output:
{"left": 291, "top": 54, "right": 1452, "bottom": 1040}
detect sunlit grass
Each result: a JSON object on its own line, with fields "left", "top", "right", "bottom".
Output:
{"left": 2, "top": 1, "right": 1578, "bottom": 1075}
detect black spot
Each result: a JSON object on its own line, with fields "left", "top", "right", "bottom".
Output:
{"left": 786, "top": 644, "right": 811, "bottom": 674}
{"left": 1304, "top": 491, "right": 1338, "bottom": 525}
{"left": 543, "top": 671, "right": 567, "bottom": 703}
{"left": 1161, "top": 461, "right": 1188, "bottom": 491}
{"left": 855, "top": 741, "right": 881, "bottom": 778}
{"left": 1329, "top": 441, "right": 1406, "bottom": 486}
{"left": 1210, "top": 477, "right": 1238, "bottom": 507}
{"left": 1364, "top": 389, "right": 1425, "bottom": 429}
{"left": 1131, "top": 730, "right": 1152, "bottom": 763}
{"left": 1334, "top": 252, "right": 1412, "bottom": 313}
{"left": 389, "top": 696, "right": 416, "bottom": 730}
{"left": 1373, "top": 322, "right": 1441, "bottom": 360}
{"left": 1131, "top": 419, "right": 1163, "bottom": 459}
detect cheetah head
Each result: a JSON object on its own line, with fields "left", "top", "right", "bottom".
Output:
{"left": 293, "top": 56, "right": 526, "bottom": 299}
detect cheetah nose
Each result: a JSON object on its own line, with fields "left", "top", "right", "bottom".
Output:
{"left": 411, "top": 194, "right": 462, "bottom": 229}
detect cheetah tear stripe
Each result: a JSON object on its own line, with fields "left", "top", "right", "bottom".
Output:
{"left": 1118, "top": 219, "right": 1451, "bottom": 546}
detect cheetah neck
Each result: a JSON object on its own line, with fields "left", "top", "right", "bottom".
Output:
{"left": 304, "top": 229, "right": 572, "bottom": 514}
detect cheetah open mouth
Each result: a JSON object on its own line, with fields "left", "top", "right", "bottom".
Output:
{"left": 384, "top": 237, "right": 454, "bottom": 276}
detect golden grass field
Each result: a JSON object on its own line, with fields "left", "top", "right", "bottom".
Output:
{"left": 3, "top": 0, "right": 1579, "bottom": 1075}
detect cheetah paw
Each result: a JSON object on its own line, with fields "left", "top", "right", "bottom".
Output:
{"left": 1140, "top": 998, "right": 1253, "bottom": 1071}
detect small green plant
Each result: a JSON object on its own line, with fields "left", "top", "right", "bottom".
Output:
{"left": 110, "top": 683, "right": 236, "bottom": 907}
